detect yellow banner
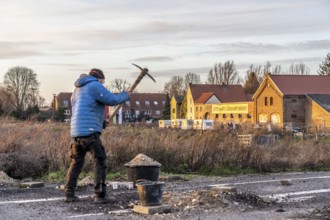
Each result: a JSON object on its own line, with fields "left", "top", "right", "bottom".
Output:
{"left": 212, "top": 104, "right": 248, "bottom": 114}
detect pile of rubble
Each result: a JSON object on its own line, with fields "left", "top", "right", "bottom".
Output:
{"left": 0, "top": 171, "right": 16, "bottom": 185}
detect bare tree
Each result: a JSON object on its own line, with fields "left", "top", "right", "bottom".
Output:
{"left": 246, "top": 62, "right": 282, "bottom": 82}
{"left": 318, "top": 52, "right": 330, "bottom": 75}
{"left": 263, "top": 61, "right": 272, "bottom": 76}
{"left": 206, "top": 60, "right": 241, "bottom": 85}
{"left": 272, "top": 65, "right": 282, "bottom": 75}
{"left": 163, "top": 76, "right": 185, "bottom": 98}
{"left": 184, "top": 72, "right": 201, "bottom": 90}
{"left": 108, "top": 78, "right": 131, "bottom": 93}
{"left": 3, "top": 66, "right": 40, "bottom": 111}
{"left": 288, "top": 62, "right": 310, "bottom": 75}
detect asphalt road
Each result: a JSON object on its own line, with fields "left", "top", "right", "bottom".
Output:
{"left": 1, "top": 171, "right": 330, "bottom": 220}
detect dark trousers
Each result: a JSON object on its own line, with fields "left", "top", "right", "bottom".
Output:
{"left": 65, "top": 133, "right": 107, "bottom": 198}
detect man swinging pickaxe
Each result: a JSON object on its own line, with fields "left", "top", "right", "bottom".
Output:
{"left": 108, "top": 63, "right": 156, "bottom": 122}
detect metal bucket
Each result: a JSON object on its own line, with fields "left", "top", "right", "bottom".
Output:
{"left": 136, "top": 180, "right": 164, "bottom": 206}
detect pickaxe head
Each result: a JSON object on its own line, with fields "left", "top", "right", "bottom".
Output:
{"left": 132, "top": 63, "right": 156, "bottom": 83}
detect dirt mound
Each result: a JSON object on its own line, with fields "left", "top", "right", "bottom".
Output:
{"left": 125, "top": 153, "right": 162, "bottom": 167}
{"left": 0, "top": 171, "right": 16, "bottom": 184}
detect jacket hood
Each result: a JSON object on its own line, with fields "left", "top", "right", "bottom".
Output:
{"left": 74, "top": 74, "right": 98, "bottom": 88}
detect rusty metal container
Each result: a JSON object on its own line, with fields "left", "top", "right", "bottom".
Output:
{"left": 136, "top": 180, "right": 164, "bottom": 206}
{"left": 125, "top": 153, "right": 161, "bottom": 186}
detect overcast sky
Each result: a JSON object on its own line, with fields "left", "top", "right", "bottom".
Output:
{"left": 1, "top": 0, "right": 330, "bottom": 104}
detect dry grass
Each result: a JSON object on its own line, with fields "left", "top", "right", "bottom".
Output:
{"left": 0, "top": 118, "right": 329, "bottom": 179}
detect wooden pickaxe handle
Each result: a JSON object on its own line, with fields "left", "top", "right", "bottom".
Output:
{"left": 108, "top": 64, "right": 155, "bottom": 122}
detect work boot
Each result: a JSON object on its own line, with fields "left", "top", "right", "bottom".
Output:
{"left": 64, "top": 195, "right": 80, "bottom": 203}
{"left": 94, "top": 196, "right": 115, "bottom": 204}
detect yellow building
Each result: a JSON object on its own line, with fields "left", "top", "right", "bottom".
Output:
{"left": 170, "top": 96, "right": 184, "bottom": 120}
{"left": 183, "top": 83, "right": 253, "bottom": 124}
{"left": 306, "top": 94, "right": 330, "bottom": 130}
{"left": 253, "top": 74, "right": 330, "bottom": 128}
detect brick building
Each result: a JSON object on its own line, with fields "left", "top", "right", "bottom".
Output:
{"left": 109, "top": 93, "right": 167, "bottom": 124}
{"left": 53, "top": 92, "right": 109, "bottom": 123}
{"left": 173, "top": 83, "right": 253, "bottom": 124}
{"left": 253, "top": 74, "right": 330, "bottom": 129}
{"left": 54, "top": 92, "right": 72, "bottom": 122}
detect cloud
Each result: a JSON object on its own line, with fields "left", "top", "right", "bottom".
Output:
{"left": 0, "top": 41, "right": 47, "bottom": 59}
{"left": 200, "top": 39, "right": 330, "bottom": 56}
{"left": 132, "top": 56, "right": 174, "bottom": 62}
{"left": 153, "top": 66, "right": 210, "bottom": 77}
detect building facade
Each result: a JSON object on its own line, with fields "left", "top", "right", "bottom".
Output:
{"left": 54, "top": 92, "right": 72, "bottom": 122}
{"left": 173, "top": 83, "right": 253, "bottom": 124}
{"left": 170, "top": 96, "right": 184, "bottom": 120}
{"left": 253, "top": 74, "right": 330, "bottom": 129}
{"left": 110, "top": 93, "right": 167, "bottom": 124}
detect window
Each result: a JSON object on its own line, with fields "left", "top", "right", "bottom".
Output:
{"left": 291, "top": 114, "right": 297, "bottom": 118}
{"left": 247, "top": 114, "right": 252, "bottom": 118}
{"left": 145, "top": 110, "right": 151, "bottom": 115}
{"left": 172, "top": 108, "right": 175, "bottom": 113}
{"left": 162, "top": 101, "right": 166, "bottom": 106}
{"left": 154, "top": 101, "right": 158, "bottom": 105}
{"left": 238, "top": 114, "right": 242, "bottom": 118}
{"left": 135, "top": 110, "right": 139, "bottom": 115}
{"left": 222, "top": 114, "right": 226, "bottom": 118}
{"left": 63, "top": 100, "right": 69, "bottom": 107}
{"left": 125, "top": 101, "right": 130, "bottom": 106}
{"left": 155, "top": 110, "right": 160, "bottom": 115}
{"left": 270, "top": 97, "right": 273, "bottom": 105}
{"left": 264, "top": 97, "right": 268, "bottom": 106}
{"left": 230, "top": 114, "right": 234, "bottom": 118}
{"left": 200, "top": 106, "right": 202, "bottom": 111}
{"left": 145, "top": 101, "right": 150, "bottom": 106}
{"left": 136, "top": 101, "right": 140, "bottom": 106}
{"left": 196, "top": 106, "right": 198, "bottom": 111}
{"left": 64, "top": 110, "right": 70, "bottom": 115}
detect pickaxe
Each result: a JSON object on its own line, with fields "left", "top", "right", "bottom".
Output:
{"left": 108, "top": 63, "right": 156, "bottom": 122}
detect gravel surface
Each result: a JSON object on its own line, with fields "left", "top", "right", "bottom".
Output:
{"left": 1, "top": 172, "right": 330, "bottom": 219}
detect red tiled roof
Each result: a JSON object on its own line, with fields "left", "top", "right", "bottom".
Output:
{"left": 270, "top": 75, "right": 330, "bottom": 95}
{"left": 195, "top": 92, "right": 214, "bottom": 104}
{"left": 190, "top": 84, "right": 248, "bottom": 103}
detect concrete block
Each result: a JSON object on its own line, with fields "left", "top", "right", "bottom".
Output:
{"left": 133, "top": 204, "right": 171, "bottom": 215}
{"left": 19, "top": 181, "right": 44, "bottom": 188}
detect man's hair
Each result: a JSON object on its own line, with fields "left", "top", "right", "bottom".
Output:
{"left": 89, "top": 68, "right": 105, "bottom": 79}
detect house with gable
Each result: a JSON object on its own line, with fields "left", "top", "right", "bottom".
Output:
{"left": 182, "top": 83, "right": 253, "bottom": 124}
{"left": 253, "top": 74, "right": 330, "bottom": 129}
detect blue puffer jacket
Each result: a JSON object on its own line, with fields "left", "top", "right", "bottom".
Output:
{"left": 70, "top": 74, "right": 129, "bottom": 137}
